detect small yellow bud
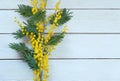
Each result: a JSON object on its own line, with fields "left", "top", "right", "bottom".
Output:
{"left": 32, "top": 7, "right": 38, "bottom": 14}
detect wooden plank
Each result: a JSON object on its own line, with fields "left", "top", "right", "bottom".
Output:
{"left": 1, "top": 34, "right": 120, "bottom": 59}
{"left": 1, "top": 60, "right": 120, "bottom": 81}
{"left": 1, "top": 10, "right": 120, "bottom": 33}
{"left": 1, "top": 0, "right": 120, "bottom": 9}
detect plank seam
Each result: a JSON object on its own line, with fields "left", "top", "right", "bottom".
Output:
{"left": 2, "top": 33, "right": 120, "bottom": 34}
{"left": 1, "top": 8, "right": 120, "bottom": 10}
{"left": 1, "top": 58, "right": 120, "bottom": 60}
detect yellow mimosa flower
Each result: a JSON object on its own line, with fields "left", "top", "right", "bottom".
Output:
{"left": 54, "top": 0, "right": 61, "bottom": 11}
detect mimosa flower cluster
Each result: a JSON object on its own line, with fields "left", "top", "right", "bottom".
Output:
{"left": 9, "top": 0, "right": 72, "bottom": 81}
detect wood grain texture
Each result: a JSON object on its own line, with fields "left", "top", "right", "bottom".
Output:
{"left": 1, "top": 60, "right": 120, "bottom": 81}
{"left": 1, "top": 34, "right": 120, "bottom": 59}
{"left": 1, "top": 10, "right": 120, "bottom": 33}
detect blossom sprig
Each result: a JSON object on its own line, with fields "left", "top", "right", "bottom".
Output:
{"left": 9, "top": 0, "right": 72, "bottom": 81}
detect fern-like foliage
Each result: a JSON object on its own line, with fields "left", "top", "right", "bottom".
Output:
{"left": 47, "top": 33, "right": 65, "bottom": 45}
{"left": 28, "top": 10, "right": 46, "bottom": 25}
{"left": 16, "top": 4, "right": 33, "bottom": 17}
{"left": 24, "top": 22, "right": 38, "bottom": 34}
{"left": 12, "top": 30, "right": 25, "bottom": 39}
{"left": 9, "top": 43, "right": 30, "bottom": 52}
{"left": 9, "top": 43, "right": 39, "bottom": 70}
{"left": 49, "top": 8, "right": 72, "bottom": 26}
{"left": 23, "top": 52, "right": 39, "bottom": 70}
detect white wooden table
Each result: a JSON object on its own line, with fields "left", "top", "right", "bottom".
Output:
{"left": 0, "top": 0, "right": 120, "bottom": 81}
